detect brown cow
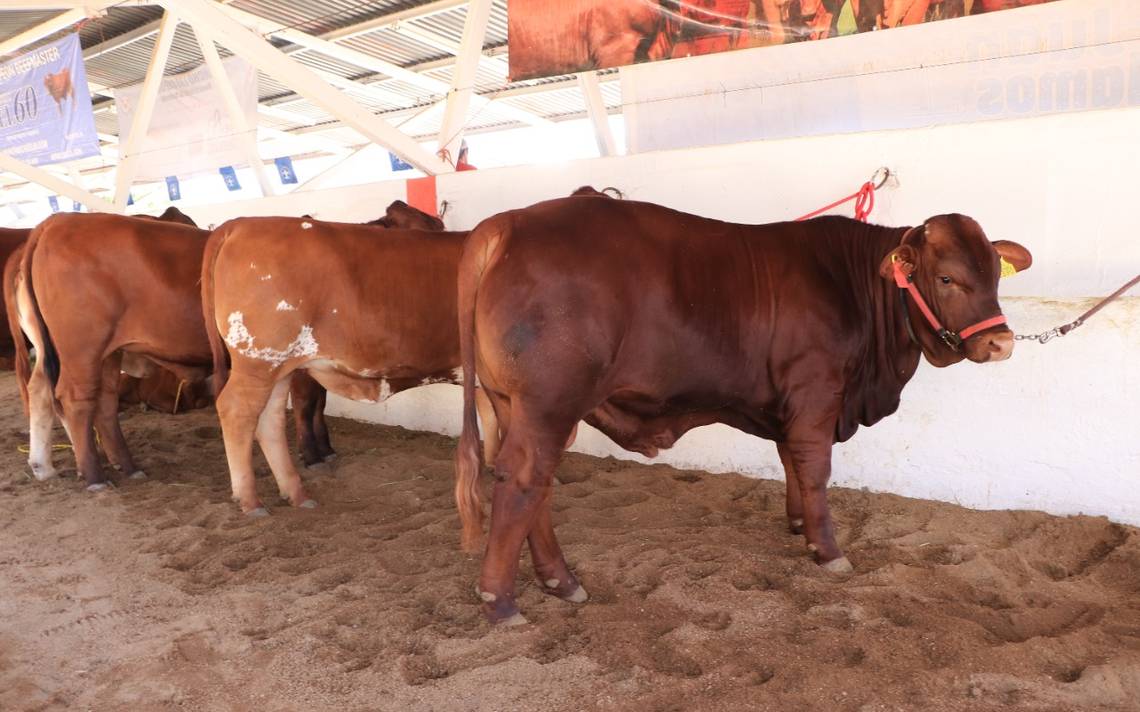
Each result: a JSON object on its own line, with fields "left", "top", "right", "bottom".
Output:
{"left": 15, "top": 214, "right": 214, "bottom": 487}
{"left": 0, "top": 228, "right": 31, "bottom": 369}
{"left": 453, "top": 199, "right": 1032, "bottom": 624}
{"left": 12, "top": 202, "right": 433, "bottom": 487}
{"left": 201, "top": 217, "right": 500, "bottom": 514}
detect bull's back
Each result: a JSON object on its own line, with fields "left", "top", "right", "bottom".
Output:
{"left": 213, "top": 218, "right": 465, "bottom": 371}
{"left": 472, "top": 199, "right": 780, "bottom": 398}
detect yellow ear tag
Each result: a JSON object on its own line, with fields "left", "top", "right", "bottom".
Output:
{"left": 999, "top": 257, "right": 1018, "bottom": 278}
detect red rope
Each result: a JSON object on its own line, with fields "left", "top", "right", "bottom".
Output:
{"left": 795, "top": 181, "right": 876, "bottom": 223}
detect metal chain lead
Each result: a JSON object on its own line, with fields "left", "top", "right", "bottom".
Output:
{"left": 1014, "top": 318, "right": 1083, "bottom": 344}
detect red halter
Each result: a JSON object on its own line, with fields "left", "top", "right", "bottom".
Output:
{"left": 891, "top": 256, "right": 1007, "bottom": 351}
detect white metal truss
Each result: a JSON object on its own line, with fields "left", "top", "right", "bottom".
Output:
{"left": 0, "top": 1, "right": 625, "bottom": 207}
{"left": 437, "top": 0, "right": 494, "bottom": 164}
{"left": 158, "top": 0, "right": 452, "bottom": 174}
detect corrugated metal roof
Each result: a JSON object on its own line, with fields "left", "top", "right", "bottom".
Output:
{"left": 0, "top": 0, "right": 622, "bottom": 169}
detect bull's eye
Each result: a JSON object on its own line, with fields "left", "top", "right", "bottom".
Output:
{"left": 939, "top": 276, "right": 952, "bottom": 285}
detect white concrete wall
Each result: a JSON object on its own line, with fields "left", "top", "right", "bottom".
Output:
{"left": 184, "top": 107, "right": 1140, "bottom": 526}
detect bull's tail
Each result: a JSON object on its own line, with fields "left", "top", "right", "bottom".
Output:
{"left": 200, "top": 224, "right": 230, "bottom": 397}
{"left": 3, "top": 245, "right": 31, "bottom": 414}
{"left": 21, "top": 223, "right": 60, "bottom": 391}
{"left": 454, "top": 216, "right": 507, "bottom": 553}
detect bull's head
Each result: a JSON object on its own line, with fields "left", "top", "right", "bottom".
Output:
{"left": 879, "top": 213, "right": 1032, "bottom": 367}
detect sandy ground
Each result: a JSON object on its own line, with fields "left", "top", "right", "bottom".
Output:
{"left": 0, "top": 371, "right": 1138, "bottom": 712}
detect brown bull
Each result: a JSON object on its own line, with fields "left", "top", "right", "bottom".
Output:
{"left": 202, "top": 217, "right": 499, "bottom": 514}
{"left": 453, "top": 198, "right": 1032, "bottom": 624}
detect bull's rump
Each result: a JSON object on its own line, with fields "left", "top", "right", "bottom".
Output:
{"left": 211, "top": 218, "right": 465, "bottom": 376}
{"left": 30, "top": 214, "right": 211, "bottom": 365}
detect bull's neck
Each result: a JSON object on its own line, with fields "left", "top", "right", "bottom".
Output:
{"left": 859, "top": 223, "right": 923, "bottom": 394}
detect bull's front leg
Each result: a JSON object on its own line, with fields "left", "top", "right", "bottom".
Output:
{"left": 780, "top": 435, "right": 852, "bottom": 573}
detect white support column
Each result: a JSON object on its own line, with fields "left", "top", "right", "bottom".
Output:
{"left": 160, "top": 0, "right": 451, "bottom": 175}
{"left": 192, "top": 29, "right": 275, "bottom": 197}
{"left": 577, "top": 71, "right": 618, "bottom": 157}
{"left": 0, "top": 152, "right": 114, "bottom": 213}
{"left": 114, "top": 10, "right": 179, "bottom": 211}
{"left": 436, "top": 0, "right": 494, "bottom": 165}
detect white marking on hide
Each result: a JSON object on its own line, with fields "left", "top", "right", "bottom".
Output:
{"left": 260, "top": 274, "right": 272, "bottom": 281}
{"left": 249, "top": 262, "right": 256, "bottom": 269}
{"left": 276, "top": 300, "right": 297, "bottom": 312}
{"left": 301, "top": 221, "right": 313, "bottom": 230}
{"left": 379, "top": 380, "right": 392, "bottom": 401}
{"left": 451, "top": 367, "right": 464, "bottom": 384}
{"left": 332, "top": 308, "right": 338, "bottom": 314}
{"left": 360, "top": 368, "right": 377, "bottom": 377}
{"left": 224, "top": 311, "right": 318, "bottom": 368}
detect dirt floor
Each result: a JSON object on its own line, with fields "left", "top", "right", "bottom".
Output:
{"left": 0, "top": 372, "right": 1138, "bottom": 712}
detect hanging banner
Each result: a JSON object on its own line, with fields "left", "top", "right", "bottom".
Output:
{"left": 219, "top": 165, "right": 241, "bottom": 191}
{"left": 116, "top": 56, "right": 258, "bottom": 181}
{"left": 508, "top": 0, "right": 1061, "bottom": 81}
{"left": 0, "top": 33, "right": 99, "bottom": 166}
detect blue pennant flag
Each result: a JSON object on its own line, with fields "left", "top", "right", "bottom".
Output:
{"left": 219, "top": 166, "right": 241, "bottom": 192}
{"left": 126, "top": 193, "right": 134, "bottom": 206}
{"left": 72, "top": 200, "right": 81, "bottom": 212}
{"left": 48, "top": 196, "right": 59, "bottom": 213}
{"left": 389, "top": 153, "right": 413, "bottom": 172}
{"left": 274, "top": 156, "right": 298, "bottom": 185}
{"left": 165, "top": 175, "right": 181, "bottom": 201}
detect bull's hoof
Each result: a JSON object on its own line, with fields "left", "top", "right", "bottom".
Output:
{"left": 789, "top": 518, "right": 805, "bottom": 535}
{"left": 820, "top": 556, "right": 854, "bottom": 574}
{"left": 542, "top": 578, "right": 589, "bottom": 604}
{"left": 322, "top": 452, "right": 338, "bottom": 463}
{"left": 30, "top": 466, "right": 57, "bottom": 482}
{"left": 298, "top": 499, "right": 318, "bottom": 509}
{"left": 246, "top": 506, "right": 270, "bottom": 518}
{"left": 128, "top": 470, "right": 148, "bottom": 480}
{"left": 498, "top": 613, "right": 529, "bottom": 627}
{"left": 85, "top": 482, "right": 111, "bottom": 493}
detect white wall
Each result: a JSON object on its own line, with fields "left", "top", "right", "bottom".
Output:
{"left": 184, "top": 104, "right": 1140, "bottom": 527}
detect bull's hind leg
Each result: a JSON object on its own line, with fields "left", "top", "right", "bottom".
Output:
{"left": 93, "top": 352, "right": 144, "bottom": 480}
{"left": 55, "top": 369, "right": 107, "bottom": 491}
{"left": 776, "top": 442, "right": 805, "bottom": 535}
{"left": 478, "top": 408, "right": 576, "bottom": 625}
{"left": 311, "top": 385, "right": 334, "bottom": 462}
{"left": 257, "top": 376, "right": 315, "bottom": 509}
{"left": 25, "top": 365, "right": 58, "bottom": 481}
{"left": 290, "top": 371, "right": 334, "bottom": 467}
{"left": 216, "top": 372, "right": 275, "bottom": 514}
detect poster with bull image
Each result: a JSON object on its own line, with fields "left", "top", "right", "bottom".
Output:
{"left": 508, "top": 0, "right": 1061, "bottom": 81}
{"left": 0, "top": 33, "right": 99, "bottom": 166}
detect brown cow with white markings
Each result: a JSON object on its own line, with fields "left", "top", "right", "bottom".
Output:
{"left": 202, "top": 217, "right": 500, "bottom": 514}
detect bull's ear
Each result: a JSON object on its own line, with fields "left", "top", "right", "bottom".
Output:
{"left": 992, "top": 240, "right": 1032, "bottom": 276}
{"left": 879, "top": 244, "right": 918, "bottom": 281}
